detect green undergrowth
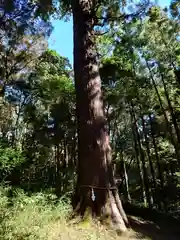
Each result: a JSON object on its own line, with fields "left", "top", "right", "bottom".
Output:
{"left": 0, "top": 185, "right": 147, "bottom": 240}
{"left": 0, "top": 185, "right": 71, "bottom": 240}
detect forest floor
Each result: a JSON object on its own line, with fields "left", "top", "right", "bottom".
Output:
{"left": 127, "top": 215, "right": 180, "bottom": 240}
{"left": 0, "top": 188, "right": 179, "bottom": 240}
{"left": 47, "top": 215, "right": 180, "bottom": 240}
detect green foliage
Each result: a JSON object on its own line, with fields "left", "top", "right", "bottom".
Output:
{"left": 96, "top": 1, "right": 180, "bottom": 213}
{"left": 0, "top": 146, "right": 25, "bottom": 180}
{"left": 0, "top": 186, "right": 71, "bottom": 240}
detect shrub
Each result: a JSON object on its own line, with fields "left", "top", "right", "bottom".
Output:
{"left": 0, "top": 146, "right": 25, "bottom": 181}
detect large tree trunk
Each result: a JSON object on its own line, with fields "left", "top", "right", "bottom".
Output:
{"left": 72, "top": 0, "right": 128, "bottom": 232}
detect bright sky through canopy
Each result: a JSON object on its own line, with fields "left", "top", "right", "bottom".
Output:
{"left": 48, "top": 0, "right": 171, "bottom": 66}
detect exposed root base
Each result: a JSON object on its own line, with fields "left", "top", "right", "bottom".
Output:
{"left": 71, "top": 188, "right": 129, "bottom": 234}
{"left": 70, "top": 204, "right": 128, "bottom": 234}
{"left": 70, "top": 214, "right": 129, "bottom": 236}
{"left": 69, "top": 215, "right": 129, "bottom": 236}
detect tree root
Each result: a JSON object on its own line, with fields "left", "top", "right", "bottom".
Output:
{"left": 70, "top": 189, "right": 128, "bottom": 234}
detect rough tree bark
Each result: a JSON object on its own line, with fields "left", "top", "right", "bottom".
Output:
{"left": 72, "top": 0, "right": 128, "bottom": 232}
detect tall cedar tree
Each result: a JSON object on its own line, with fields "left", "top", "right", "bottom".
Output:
{"left": 72, "top": 0, "right": 128, "bottom": 232}
{"left": 36, "top": 0, "right": 129, "bottom": 232}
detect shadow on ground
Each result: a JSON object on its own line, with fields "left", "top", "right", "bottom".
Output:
{"left": 128, "top": 215, "right": 180, "bottom": 240}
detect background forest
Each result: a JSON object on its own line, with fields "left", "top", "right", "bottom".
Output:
{"left": 0, "top": 0, "right": 179, "bottom": 239}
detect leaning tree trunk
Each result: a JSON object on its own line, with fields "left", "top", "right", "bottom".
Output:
{"left": 72, "top": 0, "right": 128, "bottom": 232}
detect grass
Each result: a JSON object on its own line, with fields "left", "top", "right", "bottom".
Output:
{"left": 0, "top": 185, "right": 166, "bottom": 240}
{"left": 0, "top": 186, "right": 71, "bottom": 240}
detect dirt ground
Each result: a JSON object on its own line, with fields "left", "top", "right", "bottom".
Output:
{"left": 49, "top": 215, "right": 180, "bottom": 240}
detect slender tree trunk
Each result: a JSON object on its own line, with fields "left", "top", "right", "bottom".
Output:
{"left": 72, "top": 0, "right": 128, "bottom": 232}
{"left": 141, "top": 116, "right": 156, "bottom": 200}
{"left": 111, "top": 117, "right": 118, "bottom": 148}
{"left": 130, "top": 102, "right": 153, "bottom": 208}
{"left": 149, "top": 114, "right": 164, "bottom": 189}
{"left": 159, "top": 69, "right": 180, "bottom": 145}
{"left": 121, "top": 153, "right": 131, "bottom": 203}
{"left": 130, "top": 107, "right": 147, "bottom": 206}
{"left": 55, "top": 143, "right": 62, "bottom": 196}
{"left": 145, "top": 59, "right": 180, "bottom": 162}
{"left": 148, "top": 114, "right": 167, "bottom": 210}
